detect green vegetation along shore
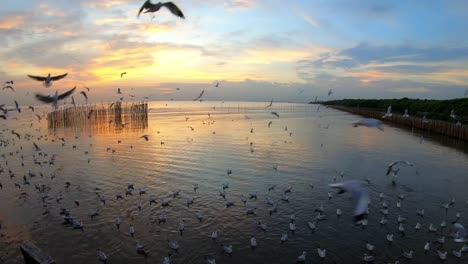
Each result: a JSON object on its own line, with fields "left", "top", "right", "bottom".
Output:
{"left": 319, "top": 98, "right": 468, "bottom": 123}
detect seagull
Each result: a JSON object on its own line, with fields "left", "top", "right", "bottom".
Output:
{"left": 271, "top": 112, "right": 279, "bottom": 117}
{"left": 437, "top": 250, "right": 447, "bottom": 260}
{"left": 141, "top": 135, "right": 149, "bottom": 141}
{"left": 14, "top": 100, "right": 21, "bottom": 113}
{"left": 403, "top": 109, "right": 410, "bottom": 118}
{"left": 80, "top": 91, "right": 88, "bottom": 100}
{"left": 268, "top": 121, "right": 272, "bottom": 127}
{"left": 35, "top": 87, "right": 76, "bottom": 110}
{"left": 297, "top": 251, "right": 306, "bottom": 262}
{"left": 27, "top": 73, "right": 68, "bottom": 88}
{"left": 210, "top": 230, "right": 218, "bottom": 240}
{"left": 382, "top": 106, "right": 392, "bottom": 118}
{"left": 120, "top": 72, "right": 127, "bottom": 78}
{"left": 2, "top": 85, "right": 14, "bottom": 92}
{"left": 352, "top": 118, "right": 384, "bottom": 131}
{"left": 365, "top": 241, "right": 374, "bottom": 251}
{"left": 193, "top": 90, "right": 205, "bottom": 101}
{"left": 327, "top": 89, "right": 333, "bottom": 96}
{"left": 266, "top": 99, "right": 273, "bottom": 108}
{"left": 138, "top": 1, "right": 185, "bottom": 19}
{"left": 281, "top": 233, "right": 288, "bottom": 243}
{"left": 214, "top": 81, "right": 219, "bottom": 87}
{"left": 97, "top": 249, "right": 108, "bottom": 263}
{"left": 386, "top": 160, "right": 413, "bottom": 176}
{"left": 329, "top": 180, "right": 369, "bottom": 223}
{"left": 117, "top": 88, "right": 122, "bottom": 94}
{"left": 423, "top": 241, "right": 430, "bottom": 252}
{"left": 221, "top": 244, "right": 233, "bottom": 255}
{"left": 452, "top": 223, "right": 466, "bottom": 242}
{"left": 317, "top": 247, "right": 326, "bottom": 259}
{"left": 403, "top": 250, "right": 414, "bottom": 259}
{"left": 250, "top": 236, "right": 257, "bottom": 248}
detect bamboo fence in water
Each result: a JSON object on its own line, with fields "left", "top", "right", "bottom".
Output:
{"left": 329, "top": 105, "right": 468, "bottom": 141}
{"left": 47, "top": 102, "right": 148, "bottom": 132}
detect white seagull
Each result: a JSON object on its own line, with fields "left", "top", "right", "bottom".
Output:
{"left": 329, "top": 180, "right": 369, "bottom": 223}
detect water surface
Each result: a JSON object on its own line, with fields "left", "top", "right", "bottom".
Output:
{"left": 1, "top": 101, "right": 467, "bottom": 263}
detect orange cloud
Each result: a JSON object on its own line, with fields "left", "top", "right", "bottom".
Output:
{"left": 0, "top": 15, "right": 25, "bottom": 29}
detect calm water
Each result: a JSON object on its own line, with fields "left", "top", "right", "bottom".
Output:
{"left": 1, "top": 101, "right": 467, "bottom": 264}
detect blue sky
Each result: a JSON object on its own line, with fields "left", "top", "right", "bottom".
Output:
{"left": 0, "top": 0, "right": 467, "bottom": 105}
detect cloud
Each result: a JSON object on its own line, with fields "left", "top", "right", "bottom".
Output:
{"left": 341, "top": 43, "right": 468, "bottom": 64}
{"left": 225, "top": 0, "right": 255, "bottom": 9}
{"left": 392, "top": 87, "right": 432, "bottom": 93}
{"left": 0, "top": 14, "right": 26, "bottom": 29}
{"left": 302, "top": 14, "right": 319, "bottom": 28}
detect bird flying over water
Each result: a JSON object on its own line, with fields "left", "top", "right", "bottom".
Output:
{"left": 352, "top": 118, "right": 383, "bottom": 131}
{"left": 2, "top": 86, "right": 14, "bottom": 92}
{"left": 193, "top": 90, "right": 205, "bottom": 101}
{"left": 266, "top": 99, "right": 273, "bottom": 108}
{"left": 214, "top": 81, "right": 219, "bottom": 87}
{"left": 329, "top": 180, "right": 369, "bottom": 223}
{"left": 452, "top": 223, "right": 466, "bottom": 243}
{"left": 382, "top": 106, "right": 392, "bottom": 119}
{"left": 27, "top": 73, "right": 67, "bottom": 88}
{"left": 386, "top": 160, "right": 413, "bottom": 176}
{"left": 35, "top": 87, "right": 76, "bottom": 110}
{"left": 271, "top": 112, "right": 280, "bottom": 118}
{"left": 328, "top": 89, "right": 333, "bottom": 96}
{"left": 80, "top": 91, "right": 88, "bottom": 100}
{"left": 120, "top": 72, "right": 127, "bottom": 78}
{"left": 137, "top": 1, "right": 185, "bottom": 19}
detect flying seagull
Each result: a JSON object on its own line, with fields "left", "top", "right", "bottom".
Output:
{"left": 120, "top": 72, "right": 127, "bottom": 78}
{"left": 266, "top": 99, "right": 273, "bottom": 108}
{"left": 386, "top": 160, "right": 413, "bottom": 176}
{"left": 328, "top": 89, "right": 333, "bottom": 96}
{"left": 352, "top": 118, "right": 384, "bottom": 131}
{"left": 27, "top": 73, "right": 68, "bottom": 88}
{"left": 2, "top": 86, "right": 14, "bottom": 92}
{"left": 214, "top": 81, "right": 219, "bottom": 87}
{"left": 271, "top": 112, "right": 280, "bottom": 118}
{"left": 382, "top": 106, "right": 392, "bottom": 119}
{"left": 329, "top": 180, "right": 369, "bottom": 223}
{"left": 193, "top": 90, "right": 205, "bottom": 101}
{"left": 80, "top": 91, "right": 88, "bottom": 100}
{"left": 3, "top": 80, "right": 13, "bottom": 86}
{"left": 137, "top": 1, "right": 185, "bottom": 19}
{"left": 452, "top": 223, "right": 466, "bottom": 243}
{"left": 35, "top": 87, "right": 76, "bottom": 110}
{"left": 14, "top": 100, "right": 21, "bottom": 113}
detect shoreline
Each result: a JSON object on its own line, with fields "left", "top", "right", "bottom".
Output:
{"left": 328, "top": 105, "right": 468, "bottom": 141}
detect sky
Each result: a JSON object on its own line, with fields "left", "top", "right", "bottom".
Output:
{"left": 0, "top": 0, "right": 467, "bottom": 105}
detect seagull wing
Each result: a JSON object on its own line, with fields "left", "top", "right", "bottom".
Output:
{"left": 137, "top": 0, "right": 153, "bottom": 17}
{"left": 193, "top": 90, "right": 205, "bottom": 101}
{"left": 50, "top": 73, "right": 68, "bottom": 81}
{"left": 35, "top": 94, "right": 54, "bottom": 103}
{"left": 58, "top": 87, "right": 76, "bottom": 100}
{"left": 27, "top": 75, "right": 47, "bottom": 81}
{"left": 80, "top": 91, "right": 88, "bottom": 100}
{"left": 162, "top": 2, "right": 185, "bottom": 18}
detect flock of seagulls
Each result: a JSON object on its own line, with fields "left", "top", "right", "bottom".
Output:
{"left": 0, "top": 1, "right": 467, "bottom": 264}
